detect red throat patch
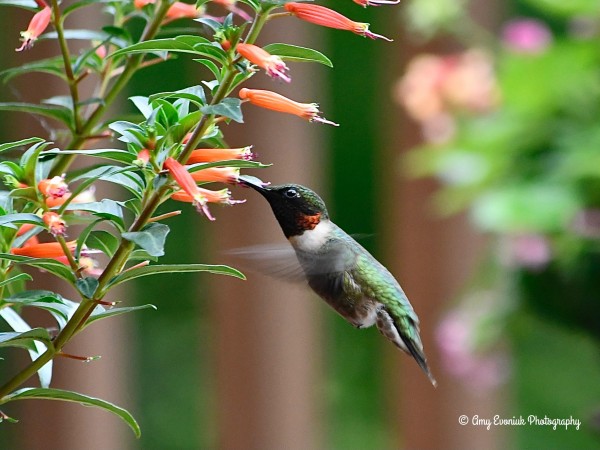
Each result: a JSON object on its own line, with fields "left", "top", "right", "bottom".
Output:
{"left": 299, "top": 212, "right": 321, "bottom": 230}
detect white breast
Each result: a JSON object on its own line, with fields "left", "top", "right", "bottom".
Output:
{"left": 289, "top": 220, "right": 334, "bottom": 252}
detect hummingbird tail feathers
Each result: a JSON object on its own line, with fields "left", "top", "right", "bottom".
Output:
{"left": 399, "top": 326, "right": 438, "bottom": 387}
{"left": 376, "top": 308, "right": 437, "bottom": 386}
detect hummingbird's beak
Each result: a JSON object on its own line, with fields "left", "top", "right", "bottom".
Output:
{"left": 238, "top": 175, "right": 270, "bottom": 193}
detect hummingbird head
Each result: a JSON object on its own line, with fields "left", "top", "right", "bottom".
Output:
{"left": 239, "top": 176, "right": 329, "bottom": 238}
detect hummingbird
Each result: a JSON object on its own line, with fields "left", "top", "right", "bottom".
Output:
{"left": 238, "top": 175, "right": 437, "bottom": 386}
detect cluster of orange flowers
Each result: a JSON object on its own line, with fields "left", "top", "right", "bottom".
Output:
{"left": 163, "top": 155, "right": 246, "bottom": 221}
{"left": 13, "top": 0, "right": 397, "bottom": 228}
{"left": 9, "top": 175, "right": 96, "bottom": 269}
{"left": 153, "top": 1, "right": 398, "bottom": 216}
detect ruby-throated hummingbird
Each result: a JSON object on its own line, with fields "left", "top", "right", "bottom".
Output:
{"left": 238, "top": 175, "right": 437, "bottom": 386}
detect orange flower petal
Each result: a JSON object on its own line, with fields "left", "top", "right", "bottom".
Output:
{"left": 187, "top": 147, "right": 254, "bottom": 163}
{"left": 43, "top": 212, "right": 67, "bottom": 236}
{"left": 166, "top": 2, "right": 202, "bottom": 19}
{"left": 239, "top": 88, "right": 338, "bottom": 126}
{"left": 16, "top": 6, "right": 52, "bottom": 52}
{"left": 284, "top": 2, "right": 391, "bottom": 41}
{"left": 11, "top": 240, "right": 76, "bottom": 258}
{"left": 237, "top": 43, "right": 291, "bottom": 82}
{"left": 190, "top": 167, "right": 240, "bottom": 183}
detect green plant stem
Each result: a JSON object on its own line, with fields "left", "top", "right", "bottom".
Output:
{"left": 178, "top": 8, "right": 272, "bottom": 162}
{"left": 56, "top": 235, "right": 79, "bottom": 274}
{"left": 49, "top": 0, "right": 172, "bottom": 177}
{"left": 0, "top": 4, "right": 273, "bottom": 403}
{"left": 49, "top": 0, "right": 82, "bottom": 134}
{"left": 245, "top": 6, "right": 274, "bottom": 47}
{"left": 177, "top": 70, "right": 236, "bottom": 163}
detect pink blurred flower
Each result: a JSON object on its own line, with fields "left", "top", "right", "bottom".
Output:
{"left": 506, "top": 233, "right": 551, "bottom": 269}
{"left": 396, "top": 50, "right": 499, "bottom": 143}
{"left": 436, "top": 307, "right": 510, "bottom": 390}
{"left": 502, "top": 18, "right": 552, "bottom": 54}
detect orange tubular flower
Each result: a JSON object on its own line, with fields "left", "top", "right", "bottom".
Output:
{"left": 187, "top": 147, "right": 254, "bottom": 163}
{"left": 171, "top": 187, "right": 245, "bottom": 206}
{"left": 164, "top": 157, "right": 215, "bottom": 219}
{"left": 11, "top": 240, "right": 76, "bottom": 259}
{"left": 236, "top": 43, "right": 291, "bottom": 83}
{"left": 43, "top": 212, "right": 67, "bottom": 236}
{"left": 166, "top": 2, "right": 203, "bottom": 19}
{"left": 45, "top": 188, "right": 96, "bottom": 208}
{"left": 136, "top": 148, "right": 151, "bottom": 166}
{"left": 38, "top": 175, "right": 68, "bottom": 200}
{"left": 190, "top": 167, "right": 240, "bottom": 184}
{"left": 239, "top": 88, "right": 338, "bottom": 126}
{"left": 16, "top": 6, "right": 52, "bottom": 52}
{"left": 284, "top": 2, "right": 391, "bottom": 41}
{"left": 134, "top": 0, "right": 202, "bottom": 20}
{"left": 16, "top": 223, "right": 40, "bottom": 247}
{"left": 16, "top": 223, "right": 35, "bottom": 236}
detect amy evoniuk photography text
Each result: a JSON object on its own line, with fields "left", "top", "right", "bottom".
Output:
{"left": 1, "top": 0, "right": 600, "bottom": 448}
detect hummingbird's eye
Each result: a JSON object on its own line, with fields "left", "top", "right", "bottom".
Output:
{"left": 284, "top": 188, "right": 299, "bottom": 199}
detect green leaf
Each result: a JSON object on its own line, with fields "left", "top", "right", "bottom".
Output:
{"left": 59, "top": 167, "right": 119, "bottom": 215}
{"left": 75, "top": 218, "right": 103, "bottom": 259}
{"left": 0, "top": 213, "right": 43, "bottom": 230}
{"left": 0, "top": 273, "right": 32, "bottom": 288}
{"left": 68, "top": 165, "right": 144, "bottom": 198}
{"left": 86, "top": 230, "right": 119, "bottom": 258}
{"left": 149, "top": 85, "right": 206, "bottom": 106}
{"left": 0, "top": 307, "right": 53, "bottom": 387}
{"left": 238, "top": 0, "right": 260, "bottom": 11}
{"left": 0, "top": 412, "right": 18, "bottom": 423}
{"left": 1, "top": 388, "right": 141, "bottom": 438}
{"left": 122, "top": 223, "right": 169, "bottom": 257}
{"left": 130, "top": 96, "right": 153, "bottom": 119}
{"left": 109, "top": 35, "right": 217, "bottom": 59}
{"left": 262, "top": 43, "right": 332, "bottom": 67}
{"left": 41, "top": 149, "right": 137, "bottom": 164}
{"left": 0, "top": 254, "right": 76, "bottom": 284}
{"left": 194, "top": 17, "right": 222, "bottom": 32}
{"left": 1, "top": 58, "right": 69, "bottom": 83}
{"left": 20, "top": 140, "right": 53, "bottom": 183}
{"left": 0, "top": 0, "right": 37, "bottom": 9}
{"left": 127, "top": 249, "right": 158, "bottom": 263}
{"left": 108, "top": 263, "right": 245, "bottom": 288}
{"left": 43, "top": 30, "right": 111, "bottom": 41}
{"left": 85, "top": 304, "right": 157, "bottom": 328}
{"left": 201, "top": 98, "right": 243, "bottom": 123}
{"left": 0, "top": 328, "right": 54, "bottom": 351}
{"left": 193, "top": 58, "right": 222, "bottom": 81}
{"left": 62, "top": 199, "right": 124, "bottom": 228}
{"left": 76, "top": 277, "right": 99, "bottom": 298}
{"left": 62, "top": 0, "right": 119, "bottom": 18}
{"left": 0, "top": 137, "right": 45, "bottom": 154}
{"left": 4, "top": 290, "right": 78, "bottom": 330}
{"left": 0, "top": 103, "right": 74, "bottom": 130}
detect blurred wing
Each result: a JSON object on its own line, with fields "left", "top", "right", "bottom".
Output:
{"left": 225, "top": 240, "right": 357, "bottom": 284}
{"left": 224, "top": 244, "right": 308, "bottom": 283}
